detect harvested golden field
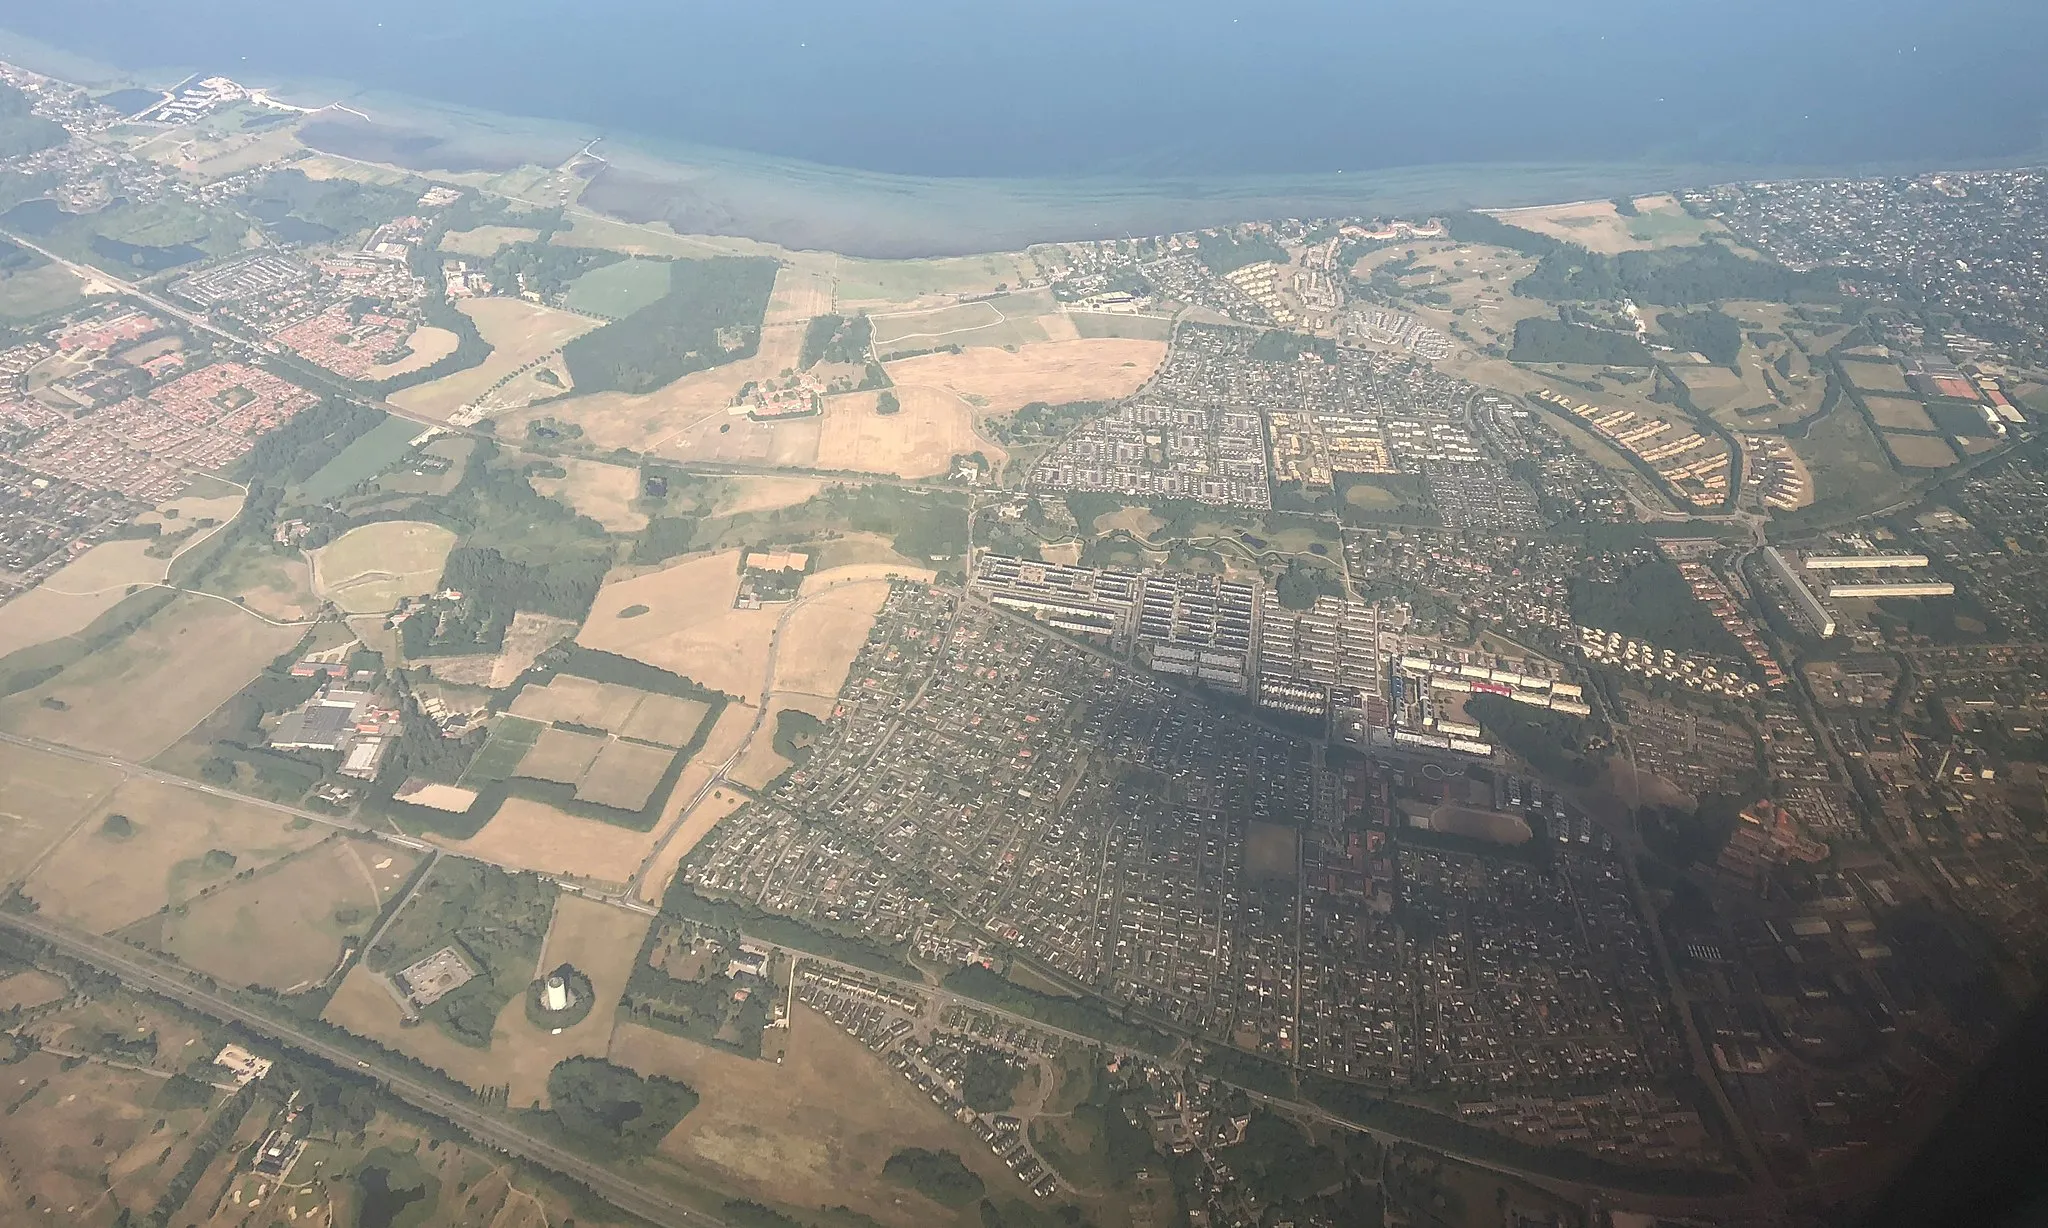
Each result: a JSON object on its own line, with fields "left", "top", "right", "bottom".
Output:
{"left": 311, "top": 520, "right": 457, "bottom": 614}
{"left": 25, "top": 777, "right": 326, "bottom": 934}
{"left": 0, "top": 969, "right": 66, "bottom": 1010}
{"left": 1486, "top": 196, "right": 1720, "bottom": 254}
{"left": 389, "top": 299, "right": 601, "bottom": 421}
{"left": 711, "top": 475, "right": 828, "bottom": 518}
{"left": 0, "top": 594, "right": 300, "bottom": 761}
{"left": 1883, "top": 431, "right": 1959, "bottom": 469}
{"left": 651, "top": 404, "right": 822, "bottom": 470}
{"left": 511, "top": 675, "right": 648, "bottom": 729}
{"left": 364, "top": 324, "right": 461, "bottom": 379}
{"left": 155, "top": 836, "right": 421, "bottom": 992}
{"left": 619, "top": 692, "right": 712, "bottom": 747}
{"left": 634, "top": 707, "right": 757, "bottom": 904}
{"left": 765, "top": 256, "right": 837, "bottom": 326}
{"left": 0, "top": 742, "right": 124, "bottom": 884}
{"left": 614, "top": 1008, "right": 1016, "bottom": 1228}
{"left": 528, "top": 457, "right": 649, "bottom": 532}
{"left": 498, "top": 319, "right": 806, "bottom": 454}
{"left": 434, "top": 795, "right": 661, "bottom": 885}
{"left": 578, "top": 551, "right": 778, "bottom": 703}
{"left": 815, "top": 386, "right": 1000, "bottom": 478}
{"left": 775, "top": 578, "right": 889, "bottom": 699}
{"left": 440, "top": 225, "right": 541, "bottom": 256}
{"left": 884, "top": 338, "right": 1164, "bottom": 412}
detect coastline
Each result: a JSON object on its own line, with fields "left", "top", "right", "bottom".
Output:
{"left": 4, "top": 25, "right": 2043, "bottom": 259}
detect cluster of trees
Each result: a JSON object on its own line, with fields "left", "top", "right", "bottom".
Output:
{"left": 986, "top": 399, "right": 1105, "bottom": 445}
{"left": 798, "top": 312, "right": 874, "bottom": 367}
{"left": 622, "top": 948, "right": 772, "bottom": 1056}
{"left": 771, "top": 708, "right": 824, "bottom": 764}
{"left": 1249, "top": 328, "right": 1338, "bottom": 363}
{"left": 1222, "top": 1112, "right": 1344, "bottom": 1205}
{"left": 1569, "top": 558, "right": 1745, "bottom": 658}
{"left": 487, "top": 239, "right": 626, "bottom": 301}
{"left": 628, "top": 514, "right": 699, "bottom": 564}
{"left": 959, "top": 1050, "right": 1024, "bottom": 1112}
{"left": 240, "top": 169, "right": 421, "bottom": 242}
{"left": 401, "top": 546, "right": 607, "bottom": 657}
{"left": 563, "top": 256, "right": 779, "bottom": 395}
{"left": 541, "top": 1057, "right": 699, "bottom": 1158}
{"left": 1510, "top": 317, "right": 1652, "bottom": 366}
{"left": 1466, "top": 693, "right": 1603, "bottom": 787}
{"left": 1658, "top": 308, "right": 1745, "bottom": 367}
{"left": 1197, "top": 230, "right": 1287, "bottom": 276}
{"left": 883, "top": 1148, "right": 986, "bottom": 1205}
{"left": 364, "top": 861, "right": 556, "bottom": 1047}
{"left": 1446, "top": 211, "right": 1841, "bottom": 306}
{"left": 0, "top": 83, "right": 67, "bottom": 161}
{"left": 146, "top": 1087, "right": 256, "bottom": 1225}
{"left": 942, "top": 964, "right": 1168, "bottom": 1054}
{"left": 829, "top": 484, "right": 969, "bottom": 560}
{"left": 1275, "top": 558, "right": 1344, "bottom": 610}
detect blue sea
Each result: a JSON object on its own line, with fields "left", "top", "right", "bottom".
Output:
{"left": 3, "top": 0, "right": 2044, "bottom": 181}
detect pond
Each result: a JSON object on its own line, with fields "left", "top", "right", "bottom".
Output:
{"left": 89, "top": 234, "right": 206, "bottom": 273}
{"left": 2, "top": 198, "right": 72, "bottom": 237}
{"left": 268, "top": 216, "right": 338, "bottom": 246}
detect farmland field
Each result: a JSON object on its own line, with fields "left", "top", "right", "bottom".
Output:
{"left": 884, "top": 337, "right": 1165, "bottom": 413}
{"left": 0, "top": 594, "right": 299, "bottom": 761}
{"left": 310, "top": 519, "right": 457, "bottom": 613}
{"left": 437, "top": 794, "right": 663, "bottom": 883}
{"left": 577, "top": 551, "right": 779, "bottom": 703}
{"left": 0, "top": 741, "right": 125, "bottom": 882}
{"left": 574, "top": 738, "right": 675, "bottom": 810}
{"left": 153, "top": 836, "right": 422, "bottom": 991}
{"left": 1068, "top": 309, "right": 1175, "bottom": 341}
{"left": 515, "top": 726, "right": 608, "bottom": 783}
{"left": 24, "top": 777, "right": 328, "bottom": 933}
{"left": 563, "top": 256, "right": 676, "bottom": 318}
{"left": 814, "top": 386, "right": 998, "bottom": 478}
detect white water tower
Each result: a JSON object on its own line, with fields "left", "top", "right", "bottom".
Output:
{"left": 543, "top": 974, "right": 573, "bottom": 1013}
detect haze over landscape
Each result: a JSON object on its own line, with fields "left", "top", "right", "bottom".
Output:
{"left": 0, "top": 5, "right": 2045, "bottom": 1228}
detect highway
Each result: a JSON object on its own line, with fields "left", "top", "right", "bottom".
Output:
{"left": 0, "top": 911, "right": 726, "bottom": 1228}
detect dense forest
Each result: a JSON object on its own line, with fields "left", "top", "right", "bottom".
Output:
{"left": 540, "top": 1057, "right": 699, "bottom": 1157}
{"left": 487, "top": 239, "right": 625, "bottom": 300}
{"left": 563, "top": 256, "right": 779, "bottom": 394}
{"left": 1196, "top": 230, "right": 1288, "bottom": 276}
{"left": 1446, "top": 211, "right": 1840, "bottom": 306}
{"left": 1510, "top": 318, "right": 1652, "bottom": 366}
{"left": 1570, "top": 558, "right": 1746, "bottom": 658}
{"left": 400, "top": 546, "right": 606, "bottom": 657}
{"left": 0, "top": 82, "right": 68, "bottom": 161}
{"left": 1657, "top": 308, "right": 1745, "bottom": 367}
{"left": 240, "top": 169, "right": 421, "bottom": 242}
{"left": 798, "top": 312, "right": 874, "bottom": 367}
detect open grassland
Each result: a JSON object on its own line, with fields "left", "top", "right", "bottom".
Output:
{"left": 870, "top": 290, "right": 1071, "bottom": 358}
{"left": 323, "top": 964, "right": 518, "bottom": 1092}
{"left": 365, "top": 323, "right": 461, "bottom": 378}
{"left": 0, "top": 742, "right": 125, "bottom": 883}
{"left": 815, "top": 386, "right": 1000, "bottom": 478}
{"left": 0, "top": 969, "right": 66, "bottom": 1010}
{"left": 834, "top": 252, "right": 1039, "bottom": 308}
{"left": 884, "top": 338, "right": 1164, "bottom": 413}
{"left": 25, "top": 777, "right": 327, "bottom": 933}
{"left": 1795, "top": 406, "right": 1911, "bottom": 509}
{"left": 509, "top": 675, "right": 709, "bottom": 744}
{"left": 436, "top": 795, "right": 663, "bottom": 884}
{"left": 0, "top": 259, "right": 86, "bottom": 320}
{"left": 777, "top": 575, "right": 891, "bottom": 698}
{"left": 563, "top": 256, "right": 676, "bottom": 318}
{"left": 311, "top": 519, "right": 457, "bottom": 614}
{"left": 730, "top": 693, "right": 836, "bottom": 790}
{"left": 0, "top": 594, "right": 299, "bottom": 761}
{"left": 1487, "top": 195, "right": 1721, "bottom": 254}
{"left": 499, "top": 318, "right": 806, "bottom": 455}
{"left": 389, "top": 298, "right": 601, "bottom": 421}
{"left": 1069, "top": 309, "right": 1175, "bottom": 341}
{"left": 711, "top": 475, "right": 828, "bottom": 517}
{"left": 440, "top": 224, "right": 540, "bottom": 256}
{"left": 1883, "top": 430, "right": 1960, "bottom": 469}
{"left": 578, "top": 551, "right": 778, "bottom": 703}
{"left": 527, "top": 456, "right": 649, "bottom": 532}
{"left": 155, "top": 836, "right": 421, "bottom": 991}
{"left": 616, "top": 1007, "right": 1019, "bottom": 1228}
{"left": 764, "top": 255, "right": 837, "bottom": 326}
{"left": 0, "top": 1052, "right": 219, "bottom": 1228}
{"left": 193, "top": 538, "right": 321, "bottom": 623}
{"left": 550, "top": 212, "right": 722, "bottom": 258}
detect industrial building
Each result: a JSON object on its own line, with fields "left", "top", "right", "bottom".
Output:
{"left": 1826, "top": 581, "right": 1957, "bottom": 598}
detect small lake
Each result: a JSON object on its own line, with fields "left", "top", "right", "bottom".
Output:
{"left": 89, "top": 234, "right": 205, "bottom": 273}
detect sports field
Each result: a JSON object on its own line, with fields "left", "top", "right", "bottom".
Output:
{"left": 389, "top": 298, "right": 601, "bottom": 421}
{"left": 24, "top": 777, "right": 328, "bottom": 933}
{"left": 0, "top": 594, "right": 299, "bottom": 761}
{"left": 884, "top": 337, "right": 1165, "bottom": 413}
{"left": 509, "top": 675, "right": 710, "bottom": 745}
{"left": 1244, "top": 821, "right": 1299, "bottom": 881}
{"left": 1882, "top": 431, "right": 1959, "bottom": 469}
{"left": 1840, "top": 357, "right": 1914, "bottom": 395}
{"left": 1423, "top": 804, "right": 1534, "bottom": 845}
{"left": 311, "top": 520, "right": 457, "bottom": 614}
{"left": 1865, "top": 397, "right": 1939, "bottom": 432}
{"left": 516, "top": 726, "right": 608, "bottom": 783}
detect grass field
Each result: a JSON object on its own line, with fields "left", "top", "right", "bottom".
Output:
{"left": 884, "top": 338, "right": 1165, "bottom": 413}
{"left": 869, "top": 289, "right": 1062, "bottom": 355}
{"left": 614, "top": 1006, "right": 1020, "bottom": 1227}
{"left": 776, "top": 575, "right": 891, "bottom": 698}
{"left": 710, "top": 475, "right": 829, "bottom": 518}
{"left": 516, "top": 726, "right": 608, "bottom": 783}
{"left": 440, "top": 224, "right": 540, "bottom": 256}
{"left": 195, "top": 539, "right": 321, "bottom": 623}
{"left": 1423, "top": 804, "right": 1534, "bottom": 844}
{"left": 1487, "top": 196, "right": 1719, "bottom": 254}
{"left": 1865, "top": 397, "right": 1939, "bottom": 432}
{"left": 1795, "top": 406, "right": 1910, "bottom": 509}
{"left": 297, "top": 414, "right": 422, "bottom": 499}
{"left": 550, "top": 212, "right": 721, "bottom": 258}
{"left": 574, "top": 737, "right": 676, "bottom": 810}
{"left": 0, "top": 259, "right": 86, "bottom": 320}
{"left": 311, "top": 519, "right": 457, "bottom": 614}
{"left": 389, "top": 298, "right": 601, "bottom": 421}
{"left": 0, "top": 594, "right": 299, "bottom": 761}
{"left": 0, "top": 741, "right": 125, "bottom": 884}
{"left": 527, "top": 456, "right": 649, "bottom": 532}
{"left": 24, "top": 776, "right": 327, "bottom": 933}
{"left": 462, "top": 715, "right": 546, "bottom": 784}
{"left": 834, "top": 252, "right": 1039, "bottom": 307}
{"left": 1067, "top": 310, "right": 1175, "bottom": 342}
{"left": 1840, "top": 357, "right": 1914, "bottom": 394}
{"left": 1882, "top": 430, "right": 1959, "bottom": 469}
{"left": 1244, "top": 822, "right": 1299, "bottom": 881}
{"left": 578, "top": 551, "right": 779, "bottom": 703}
{"left": 154, "top": 836, "right": 421, "bottom": 991}
{"left": 730, "top": 693, "right": 835, "bottom": 789}
{"left": 563, "top": 256, "right": 675, "bottom": 318}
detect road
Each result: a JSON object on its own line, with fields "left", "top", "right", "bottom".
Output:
{"left": 0, "top": 911, "right": 726, "bottom": 1228}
